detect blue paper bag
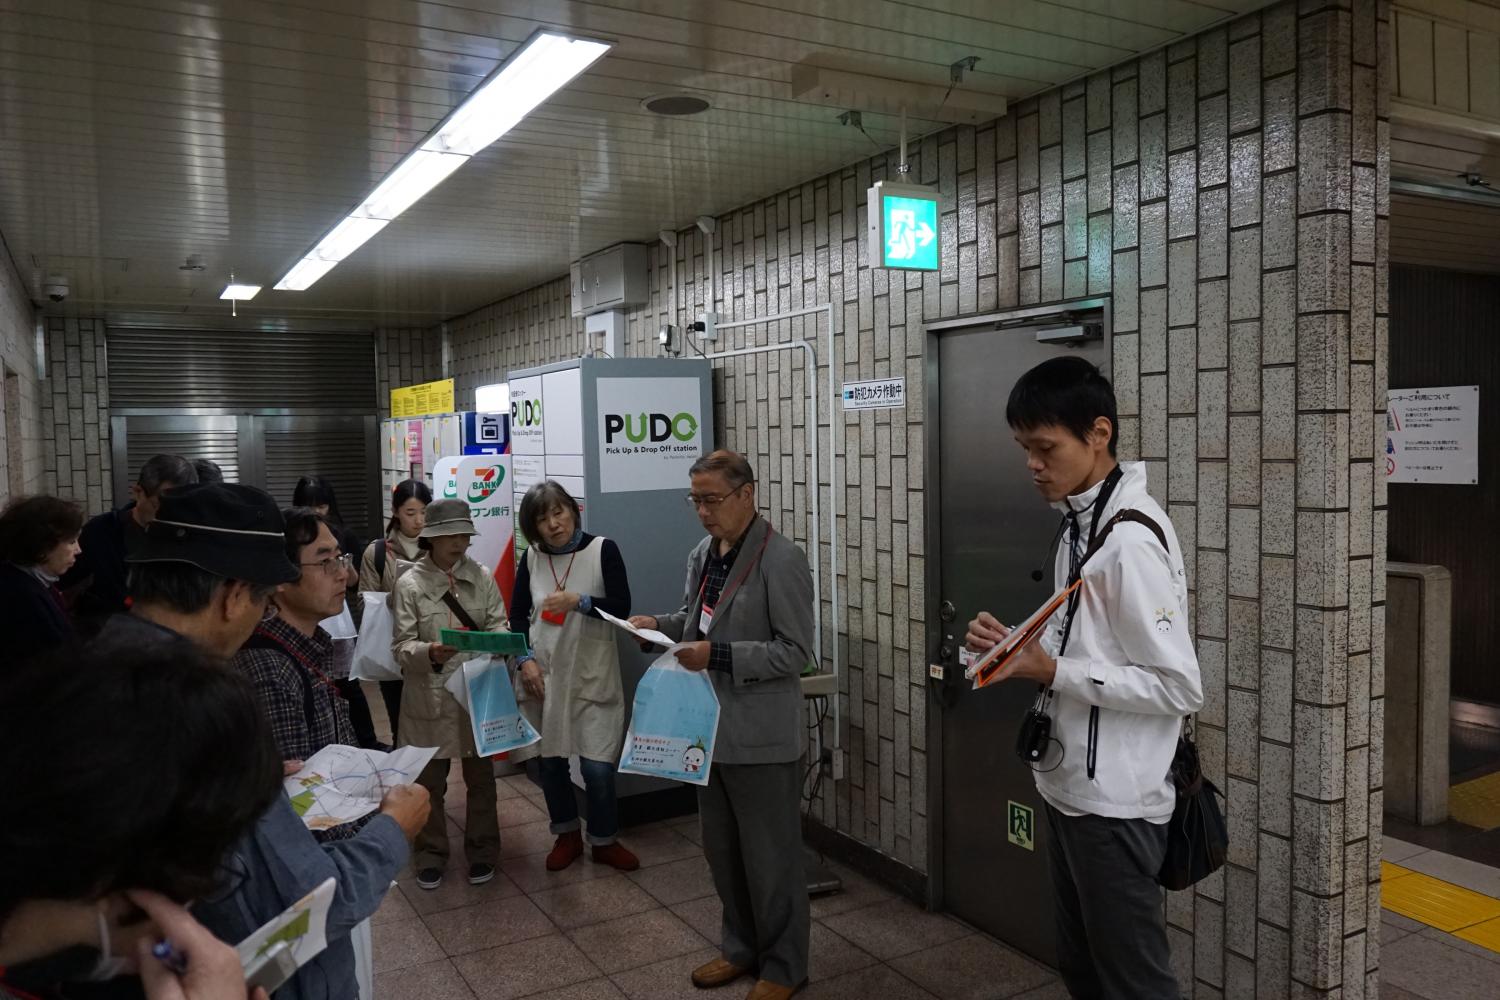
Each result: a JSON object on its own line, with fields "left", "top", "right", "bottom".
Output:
{"left": 445, "top": 656, "right": 541, "bottom": 758}
{"left": 618, "top": 649, "right": 721, "bottom": 786}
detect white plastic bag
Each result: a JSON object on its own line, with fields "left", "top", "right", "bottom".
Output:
{"left": 618, "top": 648, "right": 722, "bottom": 786}
{"left": 443, "top": 655, "right": 541, "bottom": 757}
{"left": 350, "top": 592, "right": 401, "bottom": 682}
{"left": 319, "top": 599, "right": 358, "bottom": 639}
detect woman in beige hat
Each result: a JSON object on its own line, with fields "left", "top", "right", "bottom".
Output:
{"left": 391, "top": 498, "right": 506, "bottom": 891}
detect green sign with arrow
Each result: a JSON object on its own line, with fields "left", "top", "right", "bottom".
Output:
{"left": 869, "top": 181, "right": 941, "bottom": 271}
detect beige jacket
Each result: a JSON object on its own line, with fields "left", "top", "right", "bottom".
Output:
{"left": 391, "top": 553, "right": 506, "bottom": 758}
{"left": 358, "top": 531, "right": 423, "bottom": 600}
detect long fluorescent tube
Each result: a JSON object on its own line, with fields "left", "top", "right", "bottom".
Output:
{"left": 220, "top": 283, "right": 261, "bottom": 300}
{"left": 274, "top": 30, "right": 611, "bottom": 292}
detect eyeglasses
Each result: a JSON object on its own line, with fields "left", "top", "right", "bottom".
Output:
{"left": 685, "top": 484, "right": 749, "bottom": 509}
{"left": 300, "top": 552, "right": 354, "bottom": 577}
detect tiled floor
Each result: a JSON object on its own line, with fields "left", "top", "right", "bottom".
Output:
{"left": 371, "top": 770, "right": 1067, "bottom": 1000}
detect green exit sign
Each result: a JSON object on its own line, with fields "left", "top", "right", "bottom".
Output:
{"left": 868, "top": 181, "right": 941, "bottom": 271}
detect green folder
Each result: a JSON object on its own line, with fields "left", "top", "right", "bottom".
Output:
{"left": 440, "top": 628, "right": 527, "bottom": 655}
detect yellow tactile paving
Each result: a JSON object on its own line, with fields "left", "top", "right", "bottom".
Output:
{"left": 1382, "top": 861, "right": 1415, "bottom": 881}
{"left": 1381, "top": 869, "right": 1500, "bottom": 932}
{"left": 1449, "top": 770, "right": 1500, "bottom": 831}
{"left": 1454, "top": 916, "right": 1500, "bottom": 952}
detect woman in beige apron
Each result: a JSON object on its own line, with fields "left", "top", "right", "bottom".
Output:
{"left": 511, "top": 481, "right": 639, "bottom": 872}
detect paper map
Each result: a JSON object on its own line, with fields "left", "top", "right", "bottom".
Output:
{"left": 283, "top": 744, "right": 437, "bottom": 830}
{"left": 234, "top": 876, "right": 335, "bottom": 969}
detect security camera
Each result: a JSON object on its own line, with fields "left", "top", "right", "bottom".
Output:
{"left": 43, "top": 274, "right": 68, "bottom": 303}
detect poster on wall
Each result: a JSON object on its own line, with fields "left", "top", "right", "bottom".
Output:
{"left": 453, "top": 455, "right": 516, "bottom": 606}
{"left": 1386, "top": 385, "right": 1479, "bottom": 485}
{"left": 596, "top": 377, "right": 705, "bottom": 493}
{"left": 510, "top": 376, "right": 544, "bottom": 456}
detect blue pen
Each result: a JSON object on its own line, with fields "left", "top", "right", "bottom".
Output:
{"left": 151, "top": 939, "right": 189, "bottom": 976}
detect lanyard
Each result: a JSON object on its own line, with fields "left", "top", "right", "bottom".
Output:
{"left": 546, "top": 549, "right": 578, "bottom": 591}
{"left": 254, "top": 623, "right": 344, "bottom": 699}
{"left": 695, "top": 524, "right": 775, "bottom": 619}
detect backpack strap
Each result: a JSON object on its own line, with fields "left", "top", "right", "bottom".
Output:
{"left": 373, "top": 538, "right": 388, "bottom": 581}
{"left": 1081, "top": 508, "right": 1169, "bottom": 565}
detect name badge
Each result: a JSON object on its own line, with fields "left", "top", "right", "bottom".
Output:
{"left": 699, "top": 603, "right": 714, "bottom": 635}
{"left": 541, "top": 608, "right": 567, "bottom": 626}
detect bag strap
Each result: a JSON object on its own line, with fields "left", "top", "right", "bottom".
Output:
{"left": 441, "top": 589, "right": 481, "bottom": 632}
{"left": 1080, "top": 508, "right": 1169, "bottom": 566}
{"left": 373, "top": 538, "right": 387, "bottom": 580}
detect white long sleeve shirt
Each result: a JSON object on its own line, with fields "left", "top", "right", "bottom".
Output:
{"left": 1034, "top": 461, "right": 1204, "bottom": 822}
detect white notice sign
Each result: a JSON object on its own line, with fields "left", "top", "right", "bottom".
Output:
{"left": 842, "top": 377, "right": 906, "bottom": 411}
{"left": 1385, "top": 385, "right": 1479, "bottom": 485}
{"left": 597, "top": 377, "right": 705, "bottom": 493}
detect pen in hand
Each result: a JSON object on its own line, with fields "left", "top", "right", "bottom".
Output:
{"left": 151, "top": 938, "right": 189, "bottom": 976}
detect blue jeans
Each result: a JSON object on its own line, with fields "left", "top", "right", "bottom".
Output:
{"left": 526, "top": 755, "right": 620, "bottom": 845}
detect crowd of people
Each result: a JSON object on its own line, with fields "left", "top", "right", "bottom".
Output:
{"left": 0, "top": 445, "right": 820, "bottom": 1000}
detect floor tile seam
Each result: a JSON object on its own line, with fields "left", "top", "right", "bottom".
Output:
{"left": 431, "top": 917, "right": 562, "bottom": 961}
{"left": 1396, "top": 852, "right": 1500, "bottom": 898}
{"left": 1381, "top": 869, "right": 1500, "bottom": 948}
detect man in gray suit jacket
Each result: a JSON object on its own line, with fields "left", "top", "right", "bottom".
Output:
{"left": 631, "top": 450, "right": 815, "bottom": 1000}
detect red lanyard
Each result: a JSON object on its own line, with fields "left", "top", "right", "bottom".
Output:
{"left": 255, "top": 624, "right": 344, "bottom": 698}
{"left": 696, "top": 525, "right": 775, "bottom": 612}
{"left": 546, "top": 550, "right": 578, "bottom": 591}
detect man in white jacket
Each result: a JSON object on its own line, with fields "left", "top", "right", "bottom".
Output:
{"left": 966, "top": 357, "right": 1203, "bottom": 999}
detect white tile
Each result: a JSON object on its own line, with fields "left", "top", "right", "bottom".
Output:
{"left": 1400, "top": 850, "right": 1500, "bottom": 900}
{"left": 1382, "top": 836, "right": 1429, "bottom": 865}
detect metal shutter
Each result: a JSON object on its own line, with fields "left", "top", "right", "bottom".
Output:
{"left": 106, "top": 328, "right": 375, "bottom": 411}
{"left": 261, "top": 417, "right": 378, "bottom": 538}
{"left": 121, "top": 417, "right": 242, "bottom": 484}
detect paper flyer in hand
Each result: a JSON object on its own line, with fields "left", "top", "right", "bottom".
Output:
{"left": 965, "top": 579, "right": 1083, "bottom": 689}
{"left": 618, "top": 649, "right": 721, "bottom": 787}
{"left": 596, "top": 607, "right": 678, "bottom": 650}
{"left": 442, "top": 655, "right": 541, "bottom": 757}
{"left": 284, "top": 745, "right": 437, "bottom": 830}
{"left": 235, "top": 876, "right": 335, "bottom": 972}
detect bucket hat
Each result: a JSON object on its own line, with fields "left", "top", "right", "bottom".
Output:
{"left": 421, "top": 498, "right": 478, "bottom": 538}
{"left": 127, "top": 483, "right": 299, "bottom": 585}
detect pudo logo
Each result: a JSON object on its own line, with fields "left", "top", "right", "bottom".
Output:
{"left": 603, "top": 411, "right": 699, "bottom": 444}
{"left": 511, "top": 398, "right": 542, "bottom": 428}
{"left": 467, "top": 466, "right": 505, "bottom": 503}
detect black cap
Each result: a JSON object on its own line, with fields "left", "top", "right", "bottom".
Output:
{"left": 127, "top": 483, "right": 299, "bottom": 585}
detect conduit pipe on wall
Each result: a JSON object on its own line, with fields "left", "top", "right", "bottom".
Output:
{"left": 708, "top": 303, "right": 842, "bottom": 773}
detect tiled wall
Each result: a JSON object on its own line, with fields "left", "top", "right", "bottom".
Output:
{"left": 438, "top": 1, "right": 1389, "bottom": 993}
{"left": 0, "top": 245, "right": 44, "bottom": 504}
{"left": 39, "top": 318, "right": 112, "bottom": 510}
{"left": 375, "top": 326, "right": 445, "bottom": 417}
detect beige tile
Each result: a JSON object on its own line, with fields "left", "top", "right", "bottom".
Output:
{"left": 668, "top": 896, "right": 722, "bottom": 947}
{"left": 1010, "top": 982, "right": 1071, "bottom": 1000}
{"left": 530, "top": 874, "right": 660, "bottom": 930}
{"left": 626, "top": 855, "right": 717, "bottom": 906}
{"left": 808, "top": 864, "right": 898, "bottom": 919}
{"left": 1383, "top": 836, "right": 1429, "bottom": 865}
{"left": 397, "top": 868, "right": 523, "bottom": 916}
{"left": 422, "top": 895, "right": 557, "bottom": 957}
{"left": 798, "top": 964, "right": 939, "bottom": 999}
{"left": 1380, "top": 932, "right": 1500, "bottom": 1000}
{"left": 890, "top": 933, "right": 1056, "bottom": 999}
{"left": 452, "top": 933, "right": 602, "bottom": 1000}
{"left": 519, "top": 980, "right": 627, "bottom": 1000}
{"left": 807, "top": 922, "right": 879, "bottom": 982}
{"left": 1417, "top": 927, "right": 1500, "bottom": 967}
{"left": 666, "top": 814, "right": 702, "bottom": 846}
{"left": 374, "top": 957, "right": 476, "bottom": 1000}
{"left": 371, "top": 914, "right": 446, "bottom": 973}
{"left": 372, "top": 884, "right": 416, "bottom": 926}
{"left": 618, "top": 822, "right": 704, "bottom": 867}
{"left": 608, "top": 946, "right": 723, "bottom": 1000}
{"left": 500, "top": 820, "right": 561, "bottom": 859}
{"left": 501, "top": 849, "right": 616, "bottom": 894}
{"left": 566, "top": 907, "right": 711, "bottom": 974}
{"left": 820, "top": 901, "right": 972, "bottom": 961}
{"left": 497, "top": 794, "right": 549, "bottom": 828}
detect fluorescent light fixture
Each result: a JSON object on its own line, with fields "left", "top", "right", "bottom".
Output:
{"left": 359, "top": 149, "right": 468, "bottom": 222}
{"left": 219, "top": 283, "right": 261, "bottom": 301}
{"left": 274, "top": 257, "right": 338, "bottom": 291}
{"left": 275, "top": 29, "right": 611, "bottom": 292}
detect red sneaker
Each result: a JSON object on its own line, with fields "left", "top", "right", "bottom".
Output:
{"left": 546, "top": 830, "right": 584, "bottom": 871}
{"left": 591, "top": 841, "right": 640, "bottom": 872}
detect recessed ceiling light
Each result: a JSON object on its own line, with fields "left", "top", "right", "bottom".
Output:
{"left": 275, "top": 30, "right": 611, "bottom": 292}
{"left": 220, "top": 283, "right": 261, "bottom": 301}
{"left": 642, "top": 93, "right": 711, "bottom": 116}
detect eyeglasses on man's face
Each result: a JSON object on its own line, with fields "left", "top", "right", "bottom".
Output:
{"left": 685, "top": 483, "right": 749, "bottom": 509}
{"left": 300, "top": 552, "right": 354, "bottom": 577}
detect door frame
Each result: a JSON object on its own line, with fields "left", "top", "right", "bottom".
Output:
{"left": 921, "top": 296, "right": 1113, "bottom": 910}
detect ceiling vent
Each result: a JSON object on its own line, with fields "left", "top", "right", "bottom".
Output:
{"left": 642, "top": 93, "right": 711, "bottom": 116}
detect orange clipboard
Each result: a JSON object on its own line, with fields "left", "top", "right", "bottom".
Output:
{"left": 966, "top": 579, "right": 1083, "bottom": 689}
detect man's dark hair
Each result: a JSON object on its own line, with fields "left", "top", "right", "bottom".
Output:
{"left": 518, "top": 481, "right": 582, "bottom": 546}
{"left": 128, "top": 562, "right": 276, "bottom": 613}
{"left": 689, "top": 450, "right": 756, "bottom": 490}
{"left": 137, "top": 454, "right": 198, "bottom": 496}
{"left": 0, "top": 640, "right": 281, "bottom": 925}
{"left": 281, "top": 507, "right": 332, "bottom": 582}
{"left": 192, "top": 458, "right": 224, "bottom": 484}
{"left": 0, "top": 495, "right": 84, "bottom": 565}
{"left": 1005, "top": 356, "right": 1119, "bottom": 457}
{"left": 386, "top": 478, "right": 432, "bottom": 535}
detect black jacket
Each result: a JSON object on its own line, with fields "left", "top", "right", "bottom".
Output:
{"left": 59, "top": 504, "right": 139, "bottom": 634}
{"left": 0, "top": 562, "right": 74, "bottom": 662}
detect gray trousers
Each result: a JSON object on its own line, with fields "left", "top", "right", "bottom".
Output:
{"left": 1044, "top": 803, "right": 1179, "bottom": 1000}
{"left": 698, "top": 761, "right": 810, "bottom": 987}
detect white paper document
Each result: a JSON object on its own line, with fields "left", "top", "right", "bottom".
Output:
{"left": 235, "top": 876, "right": 335, "bottom": 973}
{"left": 597, "top": 607, "right": 682, "bottom": 652}
{"left": 283, "top": 744, "right": 437, "bottom": 830}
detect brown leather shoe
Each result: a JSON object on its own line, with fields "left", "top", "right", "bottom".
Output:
{"left": 545, "top": 830, "right": 583, "bottom": 871}
{"left": 591, "top": 841, "right": 640, "bottom": 871}
{"left": 690, "top": 957, "right": 751, "bottom": 989}
{"left": 744, "top": 979, "right": 806, "bottom": 1000}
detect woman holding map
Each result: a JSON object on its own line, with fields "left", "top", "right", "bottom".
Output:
{"left": 509, "top": 480, "right": 639, "bottom": 873}
{"left": 391, "top": 499, "right": 506, "bottom": 892}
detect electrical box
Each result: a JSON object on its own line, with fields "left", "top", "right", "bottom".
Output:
{"left": 571, "top": 243, "right": 649, "bottom": 314}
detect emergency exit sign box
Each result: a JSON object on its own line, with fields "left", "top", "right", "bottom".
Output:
{"left": 868, "top": 181, "right": 941, "bottom": 271}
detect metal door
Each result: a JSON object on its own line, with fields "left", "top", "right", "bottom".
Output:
{"left": 927, "top": 308, "right": 1109, "bottom": 964}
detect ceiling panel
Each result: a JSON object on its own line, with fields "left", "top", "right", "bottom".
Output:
{"left": 1390, "top": 191, "right": 1500, "bottom": 273}
{"left": 0, "top": 0, "right": 1258, "bottom": 324}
